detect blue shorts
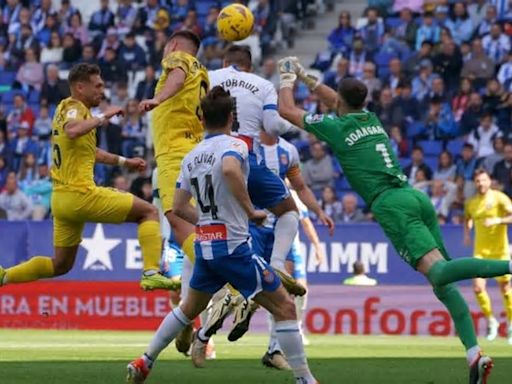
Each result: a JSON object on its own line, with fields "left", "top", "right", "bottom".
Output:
{"left": 250, "top": 225, "right": 295, "bottom": 264}
{"left": 248, "top": 152, "right": 290, "bottom": 209}
{"left": 189, "top": 243, "right": 280, "bottom": 299}
{"left": 160, "top": 240, "right": 184, "bottom": 279}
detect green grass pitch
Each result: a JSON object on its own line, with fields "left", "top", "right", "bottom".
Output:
{"left": 0, "top": 330, "right": 511, "bottom": 383}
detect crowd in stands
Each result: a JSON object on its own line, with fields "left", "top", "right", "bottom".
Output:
{"left": 286, "top": 0, "right": 512, "bottom": 225}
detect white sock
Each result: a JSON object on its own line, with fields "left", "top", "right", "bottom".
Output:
{"left": 466, "top": 345, "right": 481, "bottom": 366}
{"left": 270, "top": 211, "right": 299, "bottom": 270}
{"left": 509, "top": 260, "right": 512, "bottom": 273}
{"left": 267, "top": 314, "right": 282, "bottom": 353}
{"left": 295, "top": 294, "right": 307, "bottom": 336}
{"left": 275, "top": 320, "right": 316, "bottom": 383}
{"left": 197, "top": 327, "right": 209, "bottom": 342}
{"left": 146, "top": 307, "right": 191, "bottom": 361}
{"left": 180, "top": 256, "right": 193, "bottom": 301}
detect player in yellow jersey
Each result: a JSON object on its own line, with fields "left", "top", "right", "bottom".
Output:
{"left": 0, "top": 63, "right": 178, "bottom": 292}
{"left": 464, "top": 168, "right": 512, "bottom": 344}
{"left": 139, "top": 30, "right": 208, "bottom": 264}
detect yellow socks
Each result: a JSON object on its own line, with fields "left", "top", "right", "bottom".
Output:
{"left": 5, "top": 256, "right": 54, "bottom": 284}
{"left": 182, "top": 233, "right": 196, "bottom": 263}
{"left": 502, "top": 289, "right": 512, "bottom": 322}
{"left": 138, "top": 220, "right": 162, "bottom": 272}
{"left": 475, "top": 290, "right": 493, "bottom": 318}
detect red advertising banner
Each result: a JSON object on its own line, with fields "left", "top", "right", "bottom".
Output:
{"left": 0, "top": 282, "right": 508, "bottom": 337}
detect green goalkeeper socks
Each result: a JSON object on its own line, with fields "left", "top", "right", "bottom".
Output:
{"left": 427, "top": 258, "right": 511, "bottom": 286}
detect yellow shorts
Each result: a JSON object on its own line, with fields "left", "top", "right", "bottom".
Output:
{"left": 156, "top": 140, "right": 197, "bottom": 213}
{"left": 475, "top": 254, "right": 512, "bottom": 283}
{"left": 52, "top": 186, "right": 134, "bottom": 247}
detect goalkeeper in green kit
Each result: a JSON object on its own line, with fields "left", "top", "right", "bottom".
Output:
{"left": 277, "top": 56, "right": 512, "bottom": 384}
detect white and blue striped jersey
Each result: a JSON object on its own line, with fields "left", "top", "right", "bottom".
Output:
{"left": 209, "top": 66, "right": 278, "bottom": 143}
{"left": 177, "top": 134, "right": 250, "bottom": 260}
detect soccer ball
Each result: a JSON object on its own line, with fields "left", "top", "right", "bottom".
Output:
{"left": 217, "top": 4, "right": 254, "bottom": 42}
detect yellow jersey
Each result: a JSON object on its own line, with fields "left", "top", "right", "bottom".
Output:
{"left": 465, "top": 189, "right": 512, "bottom": 257}
{"left": 152, "top": 50, "right": 209, "bottom": 156}
{"left": 51, "top": 97, "right": 96, "bottom": 192}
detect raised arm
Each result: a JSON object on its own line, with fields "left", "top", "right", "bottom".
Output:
{"left": 139, "top": 68, "right": 186, "bottom": 112}
{"left": 65, "top": 105, "right": 123, "bottom": 140}
{"left": 95, "top": 148, "right": 146, "bottom": 172}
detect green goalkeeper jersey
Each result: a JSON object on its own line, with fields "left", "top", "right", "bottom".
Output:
{"left": 303, "top": 111, "right": 408, "bottom": 206}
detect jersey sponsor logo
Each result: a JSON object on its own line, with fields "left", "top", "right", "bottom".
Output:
{"left": 196, "top": 224, "right": 228, "bottom": 242}
{"left": 66, "top": 109, "right": 78, "bottom": 119}
{"left": 305, "top": 114, "right": 324, "bottom": 124}
{"left": 345, "top": 125, "right": 388, "bottom": 146}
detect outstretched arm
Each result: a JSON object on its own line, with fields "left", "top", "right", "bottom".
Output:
{"left": 95, "top": 149, "right": 146, "bottom": 172}
{"left": 139, "top": 68, "right": 186, "bottom": 112}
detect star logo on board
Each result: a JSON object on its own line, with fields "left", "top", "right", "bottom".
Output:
{"left": 81, "top": 224, "right": 121, "bottom": 271}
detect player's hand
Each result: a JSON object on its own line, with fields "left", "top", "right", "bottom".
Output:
{"left": 139, "top": 98, "right": 160, "bottom": 113}
{"left": 278, "top": 57, "right": 298, "bottom": 89}
{"left": 484, "top": 217, "right": 502, "bottom": 227}
{"left": 124, "top": 157, "right": 147, "bottom": 172}
{"left": 103, "top": 106, "right": 124, "bottom": 119}
{"left": 249, "top": 210, "right": 267, "bottom": 226}
{"left": 318, "top": 211, "right": 335, "bottom": 236}
{"left": 313, "top": 243, "right": 325, "bottom": 267}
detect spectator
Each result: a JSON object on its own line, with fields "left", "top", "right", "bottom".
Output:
{"left": 348, "top": 37, "right": 368, "bottom": 79}
{"left": 36, "top": 13, "right": 61, "bottom": 47}
{"left": 460, "top": 92, "right": 484, "bottom": 135}
{"left": 372, "top": 87, "right": 403, "bottom": 130}
{"left": 17, "top": 152, "right": 37, "bottom": 191}
{"left": 15, "top": 48, "right": 44, "bottom": 92}
{"left": 40, "top": 64, "right": 70, "bottom": 106}
{"left": 404, "top": 40, "right": 433, "bottom": 78}
{"left": 343, "top": 261, "right": 377, "bottom": 286}
{"left": 467, "top": 112, "right": 502, "bottom": 159}
{"left": 395, "top": 82, "right": 420, "bottom": 123}
{"left": 434, "top": 6, "right": 450, "bottom": 28}
{"left": 412, "top": 168, "right": 430, "bottom": 194}
{"left": 110, "top": 82, "right": 129, "bottom": 108}
{"left": 0, "top": 130, "right": 13, "bottom": 167}
{"left": 475, "top": 5, "right": 497, "bottom": 37}
{"left": 147, "top": 30, "right": 166, "bottom": 69}
{"left": 424, "top": 76, "right": 450, "bottom": 106}
{"left": 429, "top": 179, "right": 455, "bottom": 224}
{"left": 415, "top": 13, "right": 440, "bottom": 51}
{"left": 482, "top": 23, "right": 511, "bottom": 63}
{"left": 359, "top": 7, "right": 384, "bottom": 55}
{"left": 434, "top": 151, "right": 457, "bottom": 182}
{"left": 33, "top": 105, "right": 52, "bottom": 142}
{"left": 3, "top": 0, "right": 22, "bottom": 27}
{"left": 456, "top": 143, "right": 478, "bottom": 181}
{"left": 492, "top": 142, "right": 512, "bottom": 197}
{"left": 482, "top": 136, "right": 505, "bottom": 174}
{"left": 32, "top": 0, "right": 57, "bottom": 34}
{"left": 327, "top": 10, "right": 355, "bottom": 56}
{"left": 80, "top": 44, "right": 98, "bottom": 65}
{"left": 482, "top": 78, "right": 506, "bottom": 114}
{"left": 118, "top": 32, "right": 146, "bottom": 71}
{"left": 58, "top": 0, "right": 79, "bottom": 25}
{"left": 0, "top": 171, "right": 32, "bottom": 220}
{"left": 323, "top": 58, "right": 350, "bottom": 91}
{"left": 433, "top": 39, "right": 463, "bottom": 92}
{"left": 88, "top": 0, "right": 115, "bottom": 38}
{"left": 394, "top": 7, "right": 417, "bottom": 49}
{"left": 98, "top": 27, "right": 120, "bottom": 59}
{"left": 116, "top": 0, "right": 138, "bottom": 36}
{"left": 61, "top": 32, "right": 82, "bottom": 68}
{"left": 361, "top": 62, "right": 381, "bottom": 101}
{"left": 98, "top": 47, "right": 128, "bottom": 86}
{"left": 423, "top": 96, "right": 458, "bottom": 140}
{"left": 452, "top": 77, "right": 473, "bottom": 122}
{"left": 318, "top": 186, "right": 343, "bottom": 222}
{"left": 95, "top": 98, "right": 122, "bottom": 156}
{"left": 40, "top": 31, "right": 64, "bottom": 64}
{"left": 445, "top": 2, "right": 473, "bottom": 45}
{"left": 10, "top": 121, "right": 38, "bottom": 171}
{"left": 201, "top": 6, "right": 221, "bottom": 53}
{"left": 412, "top": 59, "right": 435, "bottom": 102}
{"left": 65, "top": 12, "right": 88, "bottom": 45}
{"left": 303, "top": 142, "right": 335, "bottom": 192}
{"left": 389, "top": 126, "right": 408, "bottom": 157}
{"left": 340, "top": 193, "right": 367, "bottom": 223}
{"left": 136, "top": 0, "right": 171, "bottom": 33}
{"left": 460, "top": 41, "right": 472, "bottom": 62}
{"left": 497, "top": 51, "right": 512, "bottom": 89}
{"left": 260, "top": 57, "right": 279, "bottom": 89}
{"left": 7, "top": 6, "right": 31, "bottom": 37}
{"left": 6, "top": 94, "right": 35, "bottom": 139}
{"left": 469, "top": 0, "right": 491, "bottom": 30}
{"left": 22, "top": 162, "right": 51, "bottom": 220}
{"left": 461, "top": 38, "right": 495, "bottom": 89}
{"left": 0, "top": 156, "right": 8, "bottom": 190}
{"left": 113, "top": 174, "right": 129, "bottom": 192}
{"left": 121, "top": 99, "right": 147, "bottom": 157}
{"left": 135, "top": 65, "right": 157, "bottom": 102}
{"left": 9, "top": 24, "right": 39, "bottom": 68}
{"left": 383, "top": 58, "right": 404, "bottom": 97}
{"left": 404, "top": 146, "right": 433, "bottom": 182}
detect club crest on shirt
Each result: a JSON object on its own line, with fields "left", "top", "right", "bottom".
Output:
{"left": 280, "top": 153, "right": 289, "bottom": 166}
{"left": 305, "top": 114, "right": 324, "bottom": 124}
{"left": 263, "top": 269, "right": 275, "bottom": 283}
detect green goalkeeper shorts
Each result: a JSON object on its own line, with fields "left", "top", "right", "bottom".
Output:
{"left": 371, "top": 187, "right": 450, "bottom": 268}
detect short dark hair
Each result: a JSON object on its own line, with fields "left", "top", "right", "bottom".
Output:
{"left": 68, "top": 63, "right": 101, "bottom": 84}
{"left": 224, "top": 45, "right": 252, "bottom": 69}
{"left": 412, "top": 145, "right": 424, "bottom": 153}
{"left": 473, "top": 168, "right": 489, "bottom": 179}
{"left": 353, "top": 261, "right": 365, "bottom": 275}
{"left": 201, "top": 86, "right": 234, "bottom": 130}
{"left": 463, "top": 143, "right": 474, "bottom": 150}
{"left": 168, "top": 30, "right": 201, "bottom": 52}
{"left": 337, "top": 78, "right": 367, "bottom": 109}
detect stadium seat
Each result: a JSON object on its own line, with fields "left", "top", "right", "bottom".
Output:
{"left": 398, "top": 157, "right": 409, "bottom": 169}
{"left": 385, "top": 17, "right": 402, "bottom": 29}
{"left": 195, "top": 1, "right": 215, "bottom": 17}
{"left": 0, "top": 71, "right": 16, "bottom": 86}
{"left": 418, "top": 140, "right": 442, "bottom": 156}
{"left": 446, "top": 139, "right": 464, "bottom": 155}
{"left": 1, "top": 89, "right": 24, "bottom": 104}
{"left": 406, "top": 121, "right": 425, "bottom": 139}
{"left": 424, "top": 156, "right": 438, "bottom": 172}
{"left": 28, "top": 90, "right": 40, "bottom": 104}
{"left": 374, "top": 52, "right": 397, "bottom": 67}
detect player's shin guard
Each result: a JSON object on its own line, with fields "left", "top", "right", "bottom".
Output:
{"left": 433, "top": 284, "right": 479, "bottom": 364}
{"left": 275, "top": 320, "right": 316, "bottom": 383}
{"left": 502, "top": 289, "right": 512, "bottom": 322}
{"left": 427, "top": 259, "right": 511, "bottom": 286}
{"left": 270, "top": 211, "right": 299, "bottom": 270}
{"left": 4, "top": 256, "right": 54, "bottom": 284}
{"left": 138, "top": 220, "right": 162, "bottom": 272}
{"left": 182, "top": 233, "right": 196, "bottom": 263}
{"left": 146, "top": 307, "right": 191, "bottom": 362}
{"left": 475, "top": 290, "right": 494, "bottom": 319}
